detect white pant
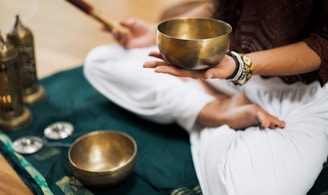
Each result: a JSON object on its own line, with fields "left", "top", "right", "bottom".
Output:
{"left": 84, "top": 44, "right": 328, "bottom": 195}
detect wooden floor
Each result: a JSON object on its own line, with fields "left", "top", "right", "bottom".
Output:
{"left": 0, "top": 0, "right": 197, "bottom": 194}
{"left": 0, "top": 0, "right": 195, "bottom": 78}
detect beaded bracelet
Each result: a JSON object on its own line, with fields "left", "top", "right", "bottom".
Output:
{"left": 226, "top": 50, "right": 254, "bottom": 86}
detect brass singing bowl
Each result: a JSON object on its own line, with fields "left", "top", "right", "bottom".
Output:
{"left": 68, "top": 131, "right": 137, "bottom": 188}
{"left": 157, "top": 18, "right": 232, "bottom": 70}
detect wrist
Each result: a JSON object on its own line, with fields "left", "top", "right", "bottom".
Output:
{"left": 226, "top": 50, "right": 254, "bottom": 86}
{"left": 226, "top": 51, "right": 241, "bottom": 80}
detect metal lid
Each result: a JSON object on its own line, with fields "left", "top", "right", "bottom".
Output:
{"left": 44, "top": 122, "right": 74, "bottom": 140}
{"left": 12, "top": 136, "right": 43, "bottom": 154}
{"left": 0, "top": 32, "right": 18, "bottom": 62}
{"left": 7, "top": 15, "right": 33, "bottom": 40}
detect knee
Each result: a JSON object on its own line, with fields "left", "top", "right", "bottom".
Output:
{"left": 83, "top": 56, "right": 101, "bottom": 86}
{"left": 84, "top": 45, "right": 125, "bottom": 83}
{"left": 84, "top": 46, "right": 110, "bottom": 74}
{"left": 84, "top": 46, "right": 105, "bottom": 80}
{"left": 83, "top": 58, "right": 94, "bottom": 81}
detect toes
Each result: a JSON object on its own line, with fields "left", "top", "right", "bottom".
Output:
{"left": 256, "top": 110, "right": 285, "bottom": 130}
{"left": 257, "top": 120, "right": 265, "bottom": 130}
{"left": 257, "top": 116, "right": 271, "bottom": 130}
{"left": 264, "top": 117, "right": 286, "bottom": 130}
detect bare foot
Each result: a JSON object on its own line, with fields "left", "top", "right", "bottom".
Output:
{"left": 196, "top": 93, "right": 285, "bottom": 130}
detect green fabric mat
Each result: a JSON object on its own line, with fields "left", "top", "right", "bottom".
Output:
{"left": 0, "top": 66, "right": 327, "bottom": 195}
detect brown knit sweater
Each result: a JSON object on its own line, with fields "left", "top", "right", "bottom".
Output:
{"left": 215, "top": 0, "right": 328, "bottom": 85}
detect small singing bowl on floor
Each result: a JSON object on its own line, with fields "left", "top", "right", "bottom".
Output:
{"left": 68, "top": 131, "right": 137, "bottom": 188}
{"left": 157, "top": 17, "right": 232, "bottom": 70}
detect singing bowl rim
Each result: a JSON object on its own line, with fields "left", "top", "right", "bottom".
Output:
{"left": 157, "top": 17, "right": 232, "bottom": 41}
{"left": 68, "top": 130, "right": 138, "bottom": 174}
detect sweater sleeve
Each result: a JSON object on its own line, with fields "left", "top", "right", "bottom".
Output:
{"left": 303, "top": 0, "right": 328, "bottom": 85}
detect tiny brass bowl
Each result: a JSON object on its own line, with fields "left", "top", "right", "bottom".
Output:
{"left": 68, "top": 131, "right": 137, "bottom": 188}
{"left": 157, "top": 18, "right": 232, "bottom": 70}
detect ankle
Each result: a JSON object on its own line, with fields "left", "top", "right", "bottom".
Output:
{"left": 196, "top": 99, "right": 226, "bottom": 127}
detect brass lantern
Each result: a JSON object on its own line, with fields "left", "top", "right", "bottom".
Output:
{"left": 0, "top": 32, "right": 32, "bottom": 131}
{"left": 7, "top": 15, "right": 46, "bottom": 104}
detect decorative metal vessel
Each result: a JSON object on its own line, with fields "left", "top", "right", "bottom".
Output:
{"left": 68, "top": 131, "right": 137, "bottom": 188}
{"left": 157, "top": 18, "right": 232, "bottom": 70}
{"left": 7, "top": 15, "right": 45, "bottom": 104}
{"left": 0, "top": 32, "right": 31, "bottom": 131}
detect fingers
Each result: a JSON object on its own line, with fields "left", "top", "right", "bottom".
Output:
{"left": 148, "top": 51, "right": 163, "bottom": 59}
{"left": 112, "top": 28, "right": 129, "bottom": 47}
{"left": 112, "top": 18, "right": 138, "bottom": 48}
{"left": 143, "top": 61, "right": 182, "bottom": 76}
{"left": 143, "top": 60, "right": 205, "bottom": 79}
{"left": 120, "top": 18, "right": 138, "bottom": 28}
{"left": 144, "top": 51, "right": 206, "bottom": 78}
{"left": 143, "top": 60, "right": 169, "bottom": 68}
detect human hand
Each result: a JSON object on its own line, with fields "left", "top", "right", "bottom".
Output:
{"left": 143, "top": 51, "right": 237, "bottom": 80}
{"left": 111, "top": 18, "right": 157, "bottom": 49}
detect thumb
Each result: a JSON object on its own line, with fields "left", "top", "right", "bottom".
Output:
{"left": 204, "top": 67, "right": 227, "bottom": 79}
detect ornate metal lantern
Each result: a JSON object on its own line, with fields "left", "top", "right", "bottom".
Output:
{"left": 0, "top": 32, "right": 32, "bottom": 131}
{"left": 7, "top": 15, "right": 45, "bottom": 104}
